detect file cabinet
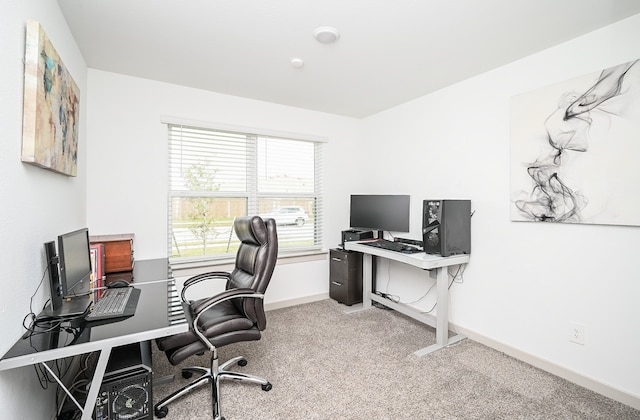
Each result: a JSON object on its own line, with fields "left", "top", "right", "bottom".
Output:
{"left": 329, "top": 248, "right": 362, "bottom": 306}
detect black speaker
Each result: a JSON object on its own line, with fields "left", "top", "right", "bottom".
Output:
{"left": 44, "top": 241, "right": 63, "bottom": 311}
{"left": 94, "top": 342, "right": 153, "bottom": 420}
{"left": 422, "top": 200, "right": 471, "bottom": 257}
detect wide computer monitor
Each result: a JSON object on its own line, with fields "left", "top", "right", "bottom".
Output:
{"left": 58, "top": 227, "right": 92, "bottom": 297}
{"left": 349, "top": 194, "right": 410, "bottom": 234}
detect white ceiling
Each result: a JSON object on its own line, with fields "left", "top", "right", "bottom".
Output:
{"left": 57, "top": 0, "right": 640, "bottom": 118}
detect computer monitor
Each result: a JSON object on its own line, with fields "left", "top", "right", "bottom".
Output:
{"left": 58, "top": 228, "right": 92, "bottom": 297}
{"left": 349, "top": 195, "right": 410, "bottom": 235}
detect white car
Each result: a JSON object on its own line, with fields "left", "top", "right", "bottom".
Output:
{"left": 262, "top": 206, "right": 309, "bottom": 226}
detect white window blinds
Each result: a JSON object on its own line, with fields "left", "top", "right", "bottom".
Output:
{"left": 168, "top": 123, "right": 323, "bottom": 261}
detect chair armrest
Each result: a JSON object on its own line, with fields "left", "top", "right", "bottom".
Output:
{"left": 189, "top": 287, "right": 265, "bottom": 350}
{"left": 181, "top": 271, "right": 231, "bottom": 303}
{"left": 190, "top": 287, "right": 262, "bottom": 316}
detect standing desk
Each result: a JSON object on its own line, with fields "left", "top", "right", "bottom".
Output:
{"left": 344, "top": 242, "right": 470, "bottom": 356}
{"left": 0, "top": 259, "right": 187, "bottom": 420}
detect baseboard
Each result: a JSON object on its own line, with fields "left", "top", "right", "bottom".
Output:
{"left": 451, "top": 324, "right": 640, "bottom": 411}
{"left": 265, "top": 293, "right": 328, "bottom": 312}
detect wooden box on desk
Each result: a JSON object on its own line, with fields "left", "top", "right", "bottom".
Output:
{"left": 90, "top": 233, "right": 134, "bottom": 274}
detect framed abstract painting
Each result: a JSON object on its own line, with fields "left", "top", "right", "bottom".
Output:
{"left": 510, "top": 59, "right": 640, "bottom": 227}
{"left": 21, "top": 20, "right": 80, "bottom": 177}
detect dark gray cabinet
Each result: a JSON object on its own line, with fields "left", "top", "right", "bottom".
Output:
{"left": 329, "top": 248, "right": 362, "bottom": 306}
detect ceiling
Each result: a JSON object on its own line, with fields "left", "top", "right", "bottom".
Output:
{"left": 57, "top": 0, "right": 640, "bottom": 118}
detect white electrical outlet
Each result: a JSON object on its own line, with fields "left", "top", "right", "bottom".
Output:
{"left": 569, "top": 323, "right": 585, "bottom": 345}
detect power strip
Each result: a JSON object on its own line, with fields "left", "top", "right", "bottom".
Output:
{"left": 394, "top": 237, "right": 423, "bottom": 247}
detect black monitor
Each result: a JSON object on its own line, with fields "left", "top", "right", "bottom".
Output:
{"left": 349, "top": 195, "right": 410, "bottom": 234}
{"left": 58, "top": 228, "right": 92, "bottom": 297}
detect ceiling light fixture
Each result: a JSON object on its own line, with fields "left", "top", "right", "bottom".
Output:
{"left": 290, "top": 57, "right": 305, "bottom": 68}
{"left": 313, "top": 26, "right": 340, "bottom": 44}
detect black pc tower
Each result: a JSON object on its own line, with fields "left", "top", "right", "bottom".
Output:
{"left": 44, "top": 241, "right": 63, "bottom": 312}
{"left": 94, "top": 342, "right": 153, "bottom": 420}
{"left": 422, "top": 199, "right": 471, "bottom": 257}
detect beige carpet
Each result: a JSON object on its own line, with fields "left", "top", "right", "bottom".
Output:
{"left": 152, "top": 299, "right": 639, "bottom": 419}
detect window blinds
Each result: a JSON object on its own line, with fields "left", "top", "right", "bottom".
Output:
{"left": 168, "top": 123, "right": 323, "bottom": 261}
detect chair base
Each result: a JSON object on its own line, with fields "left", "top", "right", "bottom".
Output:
{"left": 154, "top": 351, "right": 272, "bottom": 420}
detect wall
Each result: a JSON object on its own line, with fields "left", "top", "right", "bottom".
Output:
{"left": 85, "top": 69, "right": 364, "bottom": 305}
{"left": 0, "top": 1, "right": 88, "bottom": 419}
{"left": 362, "top": 13, "right": 640, "bottom": 407}
{"left": 3, "top": 3, "right": 638, "bottom": 417}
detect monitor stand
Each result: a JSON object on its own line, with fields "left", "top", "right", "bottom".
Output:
{"left": 39, "top": 295, "right": 91, "bottom": 319}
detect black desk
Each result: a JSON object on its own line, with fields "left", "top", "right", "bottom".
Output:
{"left": 0, "top": 259, "right": 187, "bottom": 420}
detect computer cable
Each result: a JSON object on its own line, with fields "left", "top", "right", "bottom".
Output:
{"left": 33, "top": 351, "right": 76, "bottom": 391}
{"left": 56, "top": 351, "right": 98, "bottom": 418}
{"left": 26, "top": 318, "right": 82, "bottom": 391}
{"left": 373, "top": 290, "right": 400, "bottom": 303}
{"left": 448, "top": 264, "right": 466, "bottom": 285}
{"left": 23, "top": 263, "right": 52, "bottom": 332}
{"left": 419, "top": 276, "right": 459, "bottom": 315}
{"left": 401, "top": 280, "right": 436, "bottom": 305}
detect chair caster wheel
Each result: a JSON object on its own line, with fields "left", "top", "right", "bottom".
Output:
{"left": 262, "top": 382, "right": 273, "bottom": 392}
{"left": 238, "top": 358, "right": 247, "bottom": 367}
{"left": 154, "top": 406, "right": 168, "bottom": 418}
{"left": 182, "top": 370, "right": 193, "bottom": 379}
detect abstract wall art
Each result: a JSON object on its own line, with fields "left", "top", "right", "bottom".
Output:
{"left": 21, "top": 20, "right": 80, "bottom": 177}
{"left": 510, "top": 59, "right": 640, "bottom": 227}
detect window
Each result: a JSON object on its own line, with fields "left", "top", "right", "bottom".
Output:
{"left": 167, "top": 123, "right": 324, "bottom": 262}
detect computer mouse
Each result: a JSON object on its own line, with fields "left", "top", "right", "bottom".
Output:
{"left": 108, "top": 279, "right": 130, "bottom": 288}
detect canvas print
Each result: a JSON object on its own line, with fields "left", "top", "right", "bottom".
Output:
{"left": 510, "top": 59, "right": 640, "bottom": 226}
{"left": 21, "top": 20, "right": 80, "bottom": 176}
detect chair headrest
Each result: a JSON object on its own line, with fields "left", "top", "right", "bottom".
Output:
{"left": 234, "top": 216, "right": 270, "bottom": 245}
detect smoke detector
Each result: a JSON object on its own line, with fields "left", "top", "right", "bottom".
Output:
{"left": 313, "top": 27, "right": 340, "bottom": 44}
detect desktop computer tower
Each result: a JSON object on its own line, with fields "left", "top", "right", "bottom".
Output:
{"left": 94, "top": 341, "right": 153, "bottom": 420}
{"left": 341, "top": 229, "right": 374, "bottom": 248}
{"left": 422, "top": 199, "right": 471, "bottom": 257}
{"left": 44, "top": 241, "right": 63, "bottom": 311}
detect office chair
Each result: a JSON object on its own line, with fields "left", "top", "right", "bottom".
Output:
{"left": 154, "top": 216, "right": 278, "bottom": 420}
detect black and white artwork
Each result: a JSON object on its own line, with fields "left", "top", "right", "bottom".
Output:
{"left": 510, "top": 59, "right": 640, "bottom": 226}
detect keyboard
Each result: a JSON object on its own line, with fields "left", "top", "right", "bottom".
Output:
{"left": 85, "top": 287, "right": 134, "bottom": 321}
{"left": 361, "top": 239, "right": 422, "bottom": 254}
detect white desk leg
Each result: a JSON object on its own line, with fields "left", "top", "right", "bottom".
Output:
{"left": 81, "top": 347, "right": 112, "bottom": 420}
{"left": 343, "top": 253, "right": 372, "bottom": 314}
{"left": 414, "top": 267, "right": 465, "bottom": 356}
{"left": 361, "top": 253, "right": 372, "bottom": 310}
{"left": 435, "top": 266, "right": 449, "bottom": 347}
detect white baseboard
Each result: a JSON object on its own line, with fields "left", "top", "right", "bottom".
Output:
{"left": 452, "top": 324, "right": 640, "bottom": 411}
{"left": 265, "top": 293, "right": 328, "bottom": 312}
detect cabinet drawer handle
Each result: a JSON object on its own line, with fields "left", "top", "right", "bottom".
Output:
{"left": 331, "top": 257, "right": 342, "bottom": 262}
{"left": 331, "top": 281, "right": 342, "bottom": 286}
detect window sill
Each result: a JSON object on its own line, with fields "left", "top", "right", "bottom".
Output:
{"left": 170, "top": 249, "right": 329, "bottom": 278}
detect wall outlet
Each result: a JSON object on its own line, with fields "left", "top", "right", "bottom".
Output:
{"left": 569, "top": 323, "right": 585, "bottom": 345}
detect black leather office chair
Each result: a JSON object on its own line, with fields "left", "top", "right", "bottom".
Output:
{"left": 154, "top": 216, "right": 278, "bottom": 420}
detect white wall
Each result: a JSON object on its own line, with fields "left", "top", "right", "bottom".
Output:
{"left": 0, "top": 1, "right": 88, "bottom": 419}
{"left": 3, "top": 3, "right": 639, "bottom": 417}
{"left": 362, "top": 13, "right": 640, "bottom": 406}
{"left": 85, "top": 69, "right": 364, "bottom": 305}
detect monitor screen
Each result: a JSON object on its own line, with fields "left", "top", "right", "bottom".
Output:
{"left": 58, "top": 228, "right": 92, "bottom": 297}
{"left": 349, "top": 195, "right": 410, "bottom": 233}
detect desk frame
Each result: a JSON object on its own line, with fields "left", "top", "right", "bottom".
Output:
{"left": 344, "top": 242, "right": 469, "bottom": 356}
{"left": 0, "top": 279, "right": 187, "bottom": 420}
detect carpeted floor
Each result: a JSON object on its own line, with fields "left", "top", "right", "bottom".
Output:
{"left": 152, "top": 299, "right": 640, "bottom": 419}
